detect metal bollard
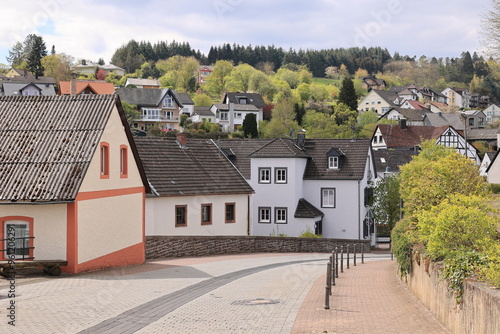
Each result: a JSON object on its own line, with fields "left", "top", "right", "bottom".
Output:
{"left": 340, "top": 246, "right": 344, "bottom": 273}
{"left": 361, "top": 244, "right": 364, "bottom": 264}
{"left": 330, "top": 255, "right": 335, "bottom": 288}
{"left": 325, "top": 261, "right": 331, "bottom": 309}
{"left": 335, "top": 247, "right": 339, "bottom": 278}
{"left": 346, "top": 244, "right": 350, "bottom": 269}
{"left": 354, "top": 244, "right": 357, "bottom": 266}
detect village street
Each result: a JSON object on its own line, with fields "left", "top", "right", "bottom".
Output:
{"left": 0, "top": 252, "right": 449, "bottom": 334}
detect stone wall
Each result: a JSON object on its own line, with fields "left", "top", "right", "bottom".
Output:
{"left": 405, "top": 255, "right": 500, "bottom": 334}
{"left": 146, "top": 235, "right": 371, "bottom": 259}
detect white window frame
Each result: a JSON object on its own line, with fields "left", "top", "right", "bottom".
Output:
{"left": 259, "top": 207, "right": 271, "bottom": 223}
{"left": 163, "top": 95, "right": 174, "bottom": 108}
{"left": 259, "top": 168, "right": 271, "bottom": 183}
{"left": 143, "top": 108, "right": 161, "bottom": 120}
{"left": 275, "top": 168, "right": 287, "bottom": 184}
{"left": 220, "top": 112, "right": 228, "bottom": 121}
{"left": 328, "top": 156, "right": 339, "bottom": 169}
{"left": 322, "top": 188, "right": 336, "bottom": 208}
{"left": 275, "top": 208, "right": 287, "bottom": 224}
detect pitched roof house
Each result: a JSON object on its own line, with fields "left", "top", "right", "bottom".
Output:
{"left": 211, "top": 103, "right": 262, "bottom": 132}
{"left": 361, "top": 74, "right": 386, "bottom": 91}
{"left": 135, "top": 134, "right": 254, "bottom": 236}
{"left": 58, "top": 80, "right": 116, "bottom": 95}
{"left": 116, "top": 87, "right": 184, "bottom": 131}
{"left": 0, "top": 70, "right": 56, "bottom": 96}
{"left": 357, "top": 89, "right": 398, "bottom": 114}
{"left": 223, "top": 92, "right": 267, "bottom": 110}
{"left": 379, "top": 107, "right": 426, "bottom": 125}
{"left": 219, "top": 137, "right": 377, "bottom": 242}
{"left": 442, "top": 87, "right": 470, "bottom": 109}
{"left": 125, "top": 78, "right": 160, "bottom": 89}
{"left": 0, "top": 95, "right": 148, "bottom": 274}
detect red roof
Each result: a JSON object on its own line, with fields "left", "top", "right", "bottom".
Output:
{"left": 59, "top": 80, "right": 115, "bottom": 95}
{"left": 378, "top": 124, "right": 449, "bottom": 148}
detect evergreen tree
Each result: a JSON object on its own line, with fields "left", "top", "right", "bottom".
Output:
{"left": 338, "top": 77, "right": 358, "bottom": 111}
{"left": 242, "top": 113, "right": 258, "bottom": 138}
{"left": 24, "top": 34, "right": 47, "bottom": 78}
{"left": 294, "top": 103, "right": 306, "bottom": 126}
{"left": 461, "top": 51, "right": 474, "bottom": 83}
{"left": 98, "top": 58, "right": 105, "bottom": 65}
{"left": 51, "top": 45, "right": 56, "bottom": 55}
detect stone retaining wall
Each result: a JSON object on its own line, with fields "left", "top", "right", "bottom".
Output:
{"left": 405, "top": 255, "right": 500, "bottom": 334}
{"left": 146, "top": 235, "right": 371, "bottom": 259}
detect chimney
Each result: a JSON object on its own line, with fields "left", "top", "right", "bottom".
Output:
{"left": 297, "top": 132, "right": 306, "bottom": 148}
{"left": 399, "top": 119, "right": 407, "bottom": 130}
{"left": 176, "top": 132, "right": 187, "bottom": 148}
{"left": 81, "top": 59, "right": 87, "bottom": 66}
{"left": 70, "top": 79, "right": 77, "bottom": 95}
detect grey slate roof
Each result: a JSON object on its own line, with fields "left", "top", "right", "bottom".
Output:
{"left": 134, "top": 137, "right": 254, "bottom": 197}
{"left": 176, "top": 92, "right": 194, "bottom": 105}
{"left": 220, "top": 138, "right": 372, "bottom": 181}
{"left": 116, "top": 87, "right": 183, "bottom": 108}
{"left": 467, "top": 128, "right": 498, "bottom": 141}
{"left": 302, "top": 139, "right": 372, "bottom": 180}
{"left": 0, "top": 94, "right": 147, "bottom": 202}
{"left": 371, "top": 89, "right": 398, "bottom": 106}
{"left": 224, "top": 92, "right": 266, "bottom": 109}
{"left": 2, "top": 82, "right": 56, "bottom": 96}
{"left": 213, "top": 103, "right": 260, "bottom": 112}
{"left": 193, "top": 106, "right": 215, "bottom": 116}
{"left": 383, "top": 108, "right": 426, "bottom": 122}
{"left": 249, "top": 138, "right": 309, "bottom": 158}
{"left": 294, "top": 198, "right": 323, "bottom": 218}
{"left": 373, "top": 149, "right": 417, "bottom": 174}
{"left": 424, "top": 112, "right": 464, "bottom": 130}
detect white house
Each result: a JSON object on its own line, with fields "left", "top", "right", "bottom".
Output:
{"left": 0, "top": 95, "right": 148, "bottom": 274}
{"left": 220, "top": 136, "right": 377, "bottom": 243}
{"left": 379, "top": 107, "right": 426, "bottom": 126}
{"left": 357, "top": 89, "right": 399, "bottom": 114}
{"left": 484, "top": 104, "right": 500, "bottom": 124}
{"left": 134, "top": 134, "right": 254, "bottom": 236}
{"left": 211, "top": 103, "right": 262, "bottom": 133}
{"left": 441, "top": 87, "right": 470, "bottom": 109}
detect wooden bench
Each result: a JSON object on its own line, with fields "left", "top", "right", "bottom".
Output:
{"left": 0, "top": 260, "right": 68, "bottom": 277}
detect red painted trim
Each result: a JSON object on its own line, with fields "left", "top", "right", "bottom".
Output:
{"left": 65, "top": 202, "right": 78, "bottom": 273}
{"left": 120, "top": 145, "right": 128, "bottom": 178}
{"left": 64, "top": 242, "right": 145, "bottom": 274}
{"left": 0, "top": 216, "right": 34, "bottom": 260}
{"left": 76, "top": 186, "right": 144, "bottom": 201}
{"left": 100, "top": 142, "right": 110, "bottom": 179}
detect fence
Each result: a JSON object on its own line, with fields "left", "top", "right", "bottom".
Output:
{"left": 0, "top": 236, "right": 35, "bottom": 260}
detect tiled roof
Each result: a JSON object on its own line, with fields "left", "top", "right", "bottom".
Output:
{"left": 1, "top": 82, "right": 56, "bottom": 96}
{"left": 224, "top": 93, "right": 266, "bottom": 109}
{"left": 467, "top": 128, "right": 498, "bottom": 141}
{"left": 404, "top": 100, "right": 429, "bottom": 110}
{"left": 377, "top": 124, "right": 449, "bottom": 148}
{"left": 302, "top": 139, "right": 372, "bottom": 180}
{"left": 0, "top": 95, "right": 121, "bottom": 202}
{"left": 59, "top": 80, "right": 115, "bottom": 95}
{"left": 249, "top": 138, "right": 309, "bottom": 158}
{"left": 193, "top": 106, "right": 215, "bottom": 116}
{"left": 294, "top": 198, "right": 323, "bottom": 218}
{"left": 388, "top": 108, "right": 426, "bottom": 122}
{"left": 134, "top": 137, "right": 253, "bottom": 197}
{"left": 176, "top": 92, "right": 194, "bottom": 105}
{"left": 116, "top": 88, "right": 183, "bottom": 108}
{"left": 219, "top": 139, "right": 274, "bottom": 179}
{"left": 213, "top": 103, "right": 260, "bottom": 112}
{"left": 371, "top": 89, "right": 398, "bottom": 106}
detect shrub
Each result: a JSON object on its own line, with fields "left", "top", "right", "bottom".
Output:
{"left": 299, "top": 226, "right": 321, "bottom": 238}
{"left": 442, "top": 251, "right": 486, "bottom": 303}
{"left": 391, "top": 216, "right": 418, "bottom": 277}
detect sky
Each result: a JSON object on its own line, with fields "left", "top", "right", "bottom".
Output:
{"left": 0, "top": 0, "right": 493, "bottom": 67}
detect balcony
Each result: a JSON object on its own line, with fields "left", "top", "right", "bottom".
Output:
{"left": 137, "top": 115, "right": 179, "bottom": 122}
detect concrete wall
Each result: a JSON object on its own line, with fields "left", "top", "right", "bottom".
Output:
{"left": 405, "top": 255, "right": 500, "bottom": 334}
{"left": 146, "top": 235, "right": 370, "bottom": 259}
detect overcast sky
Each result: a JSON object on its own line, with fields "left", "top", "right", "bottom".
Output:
{"left": 0, "top": 0, "right": 492, "bottom": 67}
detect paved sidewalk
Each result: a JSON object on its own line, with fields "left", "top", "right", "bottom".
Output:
{"left": 292, "top": 260, "right": 451, "bottom": 334}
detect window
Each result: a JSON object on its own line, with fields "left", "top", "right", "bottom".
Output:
{"left": 478, "top": 117, "right": 485, "bottom": 127}
{"left": 275, "top": 208, "right": 287, "bottom": 224}
{"left": 321, "top": 188, "right": 336, "bottom": 208}
{"left": 259, "top": 168, "right": 271, "bottom": 183}
{"left": 163, "top": 95, "right": 174, "bottom": 108}
{"left": 239, "top": 97, "right": 248, "bottom": 104}
{"left": 225, "top": 203, "right": 235, "bottom": 223}
{"left": 175, "top": 205, "right": 187, "bottom": 227}
{"left": 2, "top": 217, "right": 33, "bottom": 260}
{"left": 120, "top": 145, "right": 128, "bottom": 178}
{"left": 220, "top": 112, "right": 228, "bottom": 121}
{"left": 275, "top": 168, "right": 287, "bottom": 183}
{"left": 100, "top": 142, "right": 109, "bottom": 179}
{"left": 201, "top": 204, "right": 212, "bottom": 225}
{"left": 259, "top": 207, "right": 271, "bottom": 223}
{"left": 373, "top": 136, "right": 378, "bottom": 144}
{"left": 468, "top": 118, "right": 474, "bottom": 126}
{"left": 235, "top": 113, "right": 242, "bottom": 119}
{"left": 143, "top": 108, "right": 161, "bottom": 120}
{"left": 328, "top": 156, "right": 339, "bottom": 169}
{"left": 165, "top": 111, "right": 174, "bottom": 120}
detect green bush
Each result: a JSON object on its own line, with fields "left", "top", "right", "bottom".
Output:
{"left": 480, "top": 243, "right": 500, "bottom": 288}
{"left": 490, "top": 184, "right": 500, "bottom": 194}
{"left": 442, "top": 251, "right": 486, "bottom": 303}
{"left": 391, "top": 216, "right": 418, "bottom": 277}
{"left": 298, "top": 226, "right": 321, "bottom": 238}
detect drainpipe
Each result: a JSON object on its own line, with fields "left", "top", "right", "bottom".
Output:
{"left": 247, "top": 194, "right": 251, "bottom": 236}
{"left": 358, "top": 180, "right": 361, "bottom": 240}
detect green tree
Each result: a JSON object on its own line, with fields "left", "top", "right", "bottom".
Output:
{"left": 260, "top": 99, "right": 299, "bottom": 138}
{"left": 41, "top": 53, "right": 75, "bottom": 83}
{"left": 333, "top": 103, "right": 357, "bottom": 126}
{"left": 297, "top": 82, "right": 311, "bottom": 101}
{"left": 192, "top": 94, "right": 213, "bottom": 106}
{"left": 338, "top": 77, "right": 358, "bottom": 110}
{"left": 121, "top": 101, "right": 140, "bottom": 123}
{"left": 225, "top": 63, "right": 256, "bottom": 92}
{"left": 6, "top": 41, "right": 24, "bottom": 67}
{"left": 248, "top": 71, "right": 277, "bottom": 100}
{"left": 24, "top": 34, "right": 47, "bottom": 78}
{"left": 372, "top": 174, "right": 401, "bottom": 232}
{"left": 204, "top": 60, "right": 233, "bottom": 96}
{"left": 276, "top": 68, "right": 300, "bottom": 89}
{"left": 242, "top": 113, "right": 258, "bottom": 138}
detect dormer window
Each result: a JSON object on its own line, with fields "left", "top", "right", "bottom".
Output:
{"left": 326, "top": 148, "right": 344, "bottom": 170}
{"left": 328, "top": 156, "right": 339, "bottom": 169}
